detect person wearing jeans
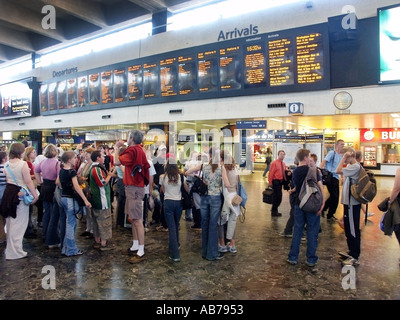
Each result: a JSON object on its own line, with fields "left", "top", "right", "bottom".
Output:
{"left": 287, "top": 148, "right": 324, "bottom": 267}
{"left": 186, "top": 147, "right": 223, "bottom": 261}
{"left": 160, "top": 158, "right": 189, "bottom": 262}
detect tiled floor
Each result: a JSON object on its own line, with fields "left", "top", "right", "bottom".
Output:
{"left": 1, "top": 167, "right": 399, "bottom": 301}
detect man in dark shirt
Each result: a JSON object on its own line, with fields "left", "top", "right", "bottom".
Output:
{"left": 287, "top": 148, "right": 324, "bottom": 267}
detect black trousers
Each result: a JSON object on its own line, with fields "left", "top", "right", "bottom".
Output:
{"left": 343, "top": 204, "right": 361, "bottom": 259}
{"left": 323, "top": 177, "right": 340, "bottom": 218}
{"left": 271, "top": 179, "right": 283, "bottom": 213}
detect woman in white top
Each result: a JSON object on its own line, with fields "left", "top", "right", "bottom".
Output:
{"left": 219, "top": 151, "right": 241, "bottom": 254}
{"left": 1, "top": 143, "right": 38, "bottom": 260}
{"left": 160, "top": 158, "right": 189, "bottom": 262}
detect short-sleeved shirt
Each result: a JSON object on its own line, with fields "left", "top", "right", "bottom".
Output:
{"left": 59, "top": 168, "right": 77, "bottom": 198}
{"left": 202, "top": 164, "right": 222, "bottom": 196}
{"left": 324, "top": 150, "right": 342, "bottom": 180}
{"left": 341, "top": 162, "right": 361, "bottom": 206}
{"left": 160, "top": 174, "right": 184, "bottom": 201}
{"left": 35, "top": 158, "right": 60, "bottom": 181}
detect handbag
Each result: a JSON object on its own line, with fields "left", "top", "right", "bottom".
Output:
{"left": 378, "top": 197, "right": 390, "bottom": 212}
{"left": 191, "top": 164, "right": 208, "bottom": 196}
{"left": 320, "top": 168, "right": 333, "bottom": 186}
{"left": 262, "top": 187, "right": 274, "bottom": 204}
{"left": 6, "top": 164, "right": 39, "bottom": 205}
{"left": 231, "top": 194, "right": 242, "bottom": 206}
{"left": 180, "top": 174, "right": 192, "bottom": 210}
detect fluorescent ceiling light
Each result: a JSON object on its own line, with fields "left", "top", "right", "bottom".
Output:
{"left": 270, "top": 118, "right": 283, "bottom": 122}
{"left": 181, "top": 121, "right": 196, "bottom": 125}
{"left": 391, "top": 114, "right": 400, "bottom": 118}
{"left": 286, "top": 121, "right": 296, "bottom": 125}
{"left": 202, "top": 124, "right": 216, "bottom": 127}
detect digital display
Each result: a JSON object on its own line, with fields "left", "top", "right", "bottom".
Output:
{"left": 40, "top": 84, "right": 48, "bottom": 112}
{"left": 268, "top": 37, "right": 294, "bottom": 86}
{"left": 178, "top": 55, "right": 196, "bottom": 95}
{"left": 143, "top": 62, "right": 158, "bottom": 99}
{"left": 67, "top": 78, "right": 77, "bottom": 108}
{"left": 198, "top": 50, "right": 218, "bottom": 93}
{"left": 219, "top": 46, "right": 242, "bottom": 91}
{"left": 244, "top": 43, "right": 266, "bottom": 88}
{"left": 78, "top": 76, "right": 88, "bottom": 107}
{"left": 296, "top": 33, "right": 324, "bottom": 84}
{"left": 114, "top": 68, "right": 127, "bottom": 103}
{"left": 89, "top": 73, "right": 100, "bottom": 105}
{"left": 128, "top": 64, "right": 142, "bottom": 101}
{"left": 40, "top": 23, "right": 329, "bottom": 115}
{"left": 101, "top": 70, "right": 113, "bottom": 104}
{"left": 0, "top": 79, "right": 33, "bottom": 119}
{"left": 160, "top": 58, "right": 178, "bottom": 97}
{"left": 379, "top": 4, "right": 400, "bottom": 83}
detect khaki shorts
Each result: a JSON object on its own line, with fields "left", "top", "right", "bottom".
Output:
{"left": 91, "top": 208, "right": 112, "bottom": 240}
{"left": 125, "top": 185, "right": 145, "bottom": 221}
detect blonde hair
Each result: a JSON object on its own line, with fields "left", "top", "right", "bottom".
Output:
{"left": 23, "top": 146, "right": 35, "bottom": 162}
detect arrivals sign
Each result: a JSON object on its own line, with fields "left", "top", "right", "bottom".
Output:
{"left": 360, "top": 128, "right": 400, "bottom": 142}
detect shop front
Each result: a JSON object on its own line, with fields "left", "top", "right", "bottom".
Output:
{"left": 360, "top": 128, "right": 400, "bottom": 176}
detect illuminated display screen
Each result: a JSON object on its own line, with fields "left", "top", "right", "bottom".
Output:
{"left": 0, "top": 78, "right": 34, "bottom": 119}
{"left": 379, "top": 4, "right": 400, "bottom": 84}
{"left": 40, "top": 23, "right": 329, "bottom": 115}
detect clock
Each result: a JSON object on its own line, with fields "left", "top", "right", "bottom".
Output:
{"left": 333, "top": 91, "right": 352, "bottom": 110}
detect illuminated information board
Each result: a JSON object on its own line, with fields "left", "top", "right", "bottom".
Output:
{"left": 40, "top": 23, "right": 329, "bottom": 115}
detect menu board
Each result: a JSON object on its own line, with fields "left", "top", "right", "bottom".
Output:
{"left": 67, "top": 78, "right": 77, "bottom": 108}
{"left": 244, "top": 43, "right": 266, "bottom": 88}
{"left": 268, "top": 37, "right": 294, "bottom": 86}
{"left": 160, "top": 58, "right": 178, "bottom": 97}
{"left": 178, "top": 55, "right": 196, "bottom": 95}
{"left": 114, "top": 68, "right": 127, "bottom": 103}
{"left": 78, "top": 76, "right": 88, "bottom": 107}
{"left": 40, "top": 84, "right": 48, "bottom": 112}
{"left": 40, "top": 23, "right": 329, "bottom": 115}
{"left": 143, "top": 62, "right": 158, "bottom": 99}
{"left": 128, "top": 64, "right": 142, "bottom": 101}
{"left": 198, "top": 50, "right": 218, "bottom": 93}
{"left": 89, "top": 73, "right": 100, "bottom": 105}
{"left": 296, "top": 33, "right": 324, "bottom": 84}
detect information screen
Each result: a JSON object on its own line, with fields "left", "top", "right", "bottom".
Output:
{"left": 178, "top": 55, "right": 197, "bottom": 95}
{"left": 40, "top": 84, "right": 48, "bottom": 112}
{"left": 0, "top": 78, "right": 33, "bottom": 119}
{"left": 128, "top": 64, "right": 142, "bottom": 101}
{"left": 41, "top": 23, "right": 329, "bottom": 115}
{"left": 244, "top": 43, "right": 266, "bottom": 88}
{"left": 379, "top": 4, "right": 400, "bottom": 84}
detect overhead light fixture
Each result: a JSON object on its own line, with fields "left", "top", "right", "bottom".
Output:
{"left": 391, "top": 114, "right": 400, "bottom": 118}
{"left": 286, "top": 121, "right": 296, "bottom": 125}
{"left": 270, "top": 118, "right": 283, "bottom": 122}
{"left": 202, "top": 124, "right": 216, "bottom": 127}
{"left": 181, "top": 121, "right": 196, "bottom": 125}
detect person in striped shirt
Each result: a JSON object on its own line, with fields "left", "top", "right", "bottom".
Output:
{"left": 89, "top": 150, "right": 116, "bottom": 251}
{"left": 0, "top": 151, "right": 8, "bottom": 244}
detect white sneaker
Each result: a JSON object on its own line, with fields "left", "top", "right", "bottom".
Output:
{"left": 218, "top": 245, "right": 228, "bottom": 253}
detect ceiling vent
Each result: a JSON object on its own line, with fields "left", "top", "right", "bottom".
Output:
{"left": 267, "top": 103, "right": 287, "bottom": 109}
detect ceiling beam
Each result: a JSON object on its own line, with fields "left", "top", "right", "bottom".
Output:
{"left": 39, "top": 0, "right": 108, "bottom": 28}
{"left": 0, "top": 25, "right": 34, "bottom": 52}
{"left": 0, "top": 0, "right": 65, "bottom": 41}
{"left": 128, "top": 0, "right": 167, "bottom": 12}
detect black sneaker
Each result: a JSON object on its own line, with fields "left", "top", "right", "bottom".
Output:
{"left": 215, "top": 253, "right": 224, "bottom": 260}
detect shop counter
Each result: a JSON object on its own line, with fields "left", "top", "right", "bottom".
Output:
{"left": 379, "top": 163, "right": 400, "bottom": 176}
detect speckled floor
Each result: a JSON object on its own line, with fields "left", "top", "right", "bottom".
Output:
{"left": 1, "top": 166, "right": 399, "bottom": 301}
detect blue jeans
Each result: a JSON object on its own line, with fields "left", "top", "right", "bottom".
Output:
{"left": 44, "top": 201, "right": 60, "bottom": 246}
{"left": 288, "top": 205, "right": 321, "bottom": 264}
{"left": 60, "top": 197, "right": 80, "bottom": 256}
{"left": 164, "top": 199, "right": 183, "bottom": 260}
{"left": 200, "top": 195, "right": 222, "bottom": 260}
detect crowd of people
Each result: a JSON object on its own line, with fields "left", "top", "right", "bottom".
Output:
{"left": 0, "top": 134, "right": 399, "bottom": 269}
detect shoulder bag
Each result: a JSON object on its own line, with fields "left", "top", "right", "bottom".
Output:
{"left": 6, "top": 164, "right": 39, "bottom": 205}
{"left": 191, "top": 164, "right": 208, "bottom": 196}
{"left": 180, "top": 174, "right": 192, "bottom": 210}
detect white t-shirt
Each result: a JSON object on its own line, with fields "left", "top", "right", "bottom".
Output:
{"left": 160, "top": 174, "right": 184, "bottom": 201}
{"left": 144, "top": 159, "right": 156, "bottom": 195}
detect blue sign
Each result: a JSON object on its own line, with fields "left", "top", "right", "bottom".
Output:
{"left": 288, "top": 102, "right": 304, "bottom": 115}
{"left": 236, "top": 120, "right": 266, "bottom": 129}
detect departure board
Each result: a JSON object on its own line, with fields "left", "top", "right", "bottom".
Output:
{"left": 244, "top": 43, "right": 266, "bottom": 88}
{"left": 67, "top": 78, "right": 77, "bottom": 108}
{"left": 57, "top": 80, "right": 67, "bottom": 109}
{"left": 114, "top": 68, "right": 127, "bottom": 103}
{"left": 78, "top": 76, "right": 88, "bottom": 107}
{"left": 220, "top": 46, "right": 242, "bottom": 91}
{"left": 268, "top": 37, "right": 294, "bottom": 86}
{"left": 178, "top": 55, "right": 196, "bottom": 95}
{"left": 160, "top": 58, "right": 178, "bottom": 97}
{"left": 101, "top": 70, "right": 113, "bottom": 104}
{"left": 198, "top": 50, "right": 218, "bottom": 93}
{"left": 89, "top": 73, "right": 100, "bottom": 105}
{"left": 128, "top": 64, "right": 142, "bottom": 101}
{"left": 296, "top": 33, "right": 324, "bottom": 84}
{"left": 143, "top": 62, "right": 158, "bottom": 99}
{"left": 40, "top": 84, "right": 48, "bottom": 112}
{"left": 40, "top": 23, "right": 329, "bottom": 115}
